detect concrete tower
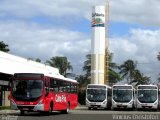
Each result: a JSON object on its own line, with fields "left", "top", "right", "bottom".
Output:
{"left": 91, "top": 6, "right": 105, "bottom": 84}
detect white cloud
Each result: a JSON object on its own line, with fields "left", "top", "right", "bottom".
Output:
{"left": 0, "top": 20, "right": 90, "bottom": 74}
{"left": 110, "top": 0, "right": 160, "bottom": 26}
{"left": 0, "top": 0, "right": 160, "bottom": 82}
{"left": 0, "top": 0, "right": 101, "bottom": 19}
{"left": 1, "top": 0, "right": 160, "bottom": 26}
{"left": 110, "top": 28, "right": 160, "bottom": 82}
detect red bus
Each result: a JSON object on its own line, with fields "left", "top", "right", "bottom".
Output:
{"left": 10, "top": 73, "right": 78, "bottom": 115}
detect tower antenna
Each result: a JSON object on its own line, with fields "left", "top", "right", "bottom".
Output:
{"left": 105, "top": 0, "right": 110, "bottom": 85}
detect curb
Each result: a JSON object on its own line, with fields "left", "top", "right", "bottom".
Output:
{"left": 0, "top": 110, "right": 19, "bottom": 115}
{"left": 75, "top": 106, "right": 87, "bottom": 110}
{"left": 0, "top": 106, "right": 86, "bottom": 115}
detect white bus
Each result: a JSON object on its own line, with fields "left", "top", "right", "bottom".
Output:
{"left": 159, "top": 88, "right": 160, "bottom": 110}
{"left": 86, "top": 84, "right": 112, "bottom": 110}
{"left": 112, "top": 84, "right": 135, "bottom": 110}
{"left": 136, "top": 85, "right": 158, "bottom": 110}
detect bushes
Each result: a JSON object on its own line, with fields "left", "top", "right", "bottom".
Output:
{"left": 0, "top": 106, "right": 11, "bottom": 110}
{"left": 78, "top": 89, "right": 86, "bottom": 105}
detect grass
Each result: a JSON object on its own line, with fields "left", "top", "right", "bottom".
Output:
{"left": 0, "top": 106, "right": 11, "bottom": 110}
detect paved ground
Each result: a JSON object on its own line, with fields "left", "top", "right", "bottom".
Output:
{"left": 0, "top": 106, "right": 160, "bottom": 120}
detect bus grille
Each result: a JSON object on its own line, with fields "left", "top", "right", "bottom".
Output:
{"left": 17, "top": 106, "right": 35, "bottom": 110}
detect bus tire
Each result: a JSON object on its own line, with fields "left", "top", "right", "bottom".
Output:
{"left": 44, "top": 103, "right": 53, "bottom": 116}
{"left": 88, "top": 107, "right": 91, "bottom": 110}
{"left": 61, "top": 103, "right": 70, "bottom": 114}
{"left": 20, "top": 110, "right": 25, "bottom": 116}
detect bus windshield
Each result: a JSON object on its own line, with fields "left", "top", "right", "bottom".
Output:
{"left": 113, "top": 89, "right": 132, "bottom": 102}
{"left": 87, "top": 89, "right": 106, "bottom": 102}
{"left": 12, "top": 80, "right": 43, "bottom": 101}
{"left": 137, "top": 90, "right": 157, "bottom": 103}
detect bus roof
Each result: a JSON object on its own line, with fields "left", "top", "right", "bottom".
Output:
{"left": 13, "top": 72, "right": 78, "bottom": 84}
{"left": 137, "top": 84, "right": 158, "bottom": 89}
{"left": 112, "top": 84, "right": 133, "bottom": 87}
{"left": 87, "top": 84, "right": 111, "bottom": 89}
{"left": 137, "top": 84, "right": 157, "bottom": 86}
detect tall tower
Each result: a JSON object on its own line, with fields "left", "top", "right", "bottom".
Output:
{"left": 104, "top": 0, "right": 110, "bottom": 85}
{"left": 91, "top": 6, "right": 105, "bottom": 84}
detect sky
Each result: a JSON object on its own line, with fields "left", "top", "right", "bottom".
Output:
{"left": 0, "top": 0, "right": 160, "bottom": 83}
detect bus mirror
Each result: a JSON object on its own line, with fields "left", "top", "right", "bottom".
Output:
{"left": 45, "top": 87, "right": 49, "bottom": 97}
{"left": 8, "top": 94, "right": 11, "bottom": 100}
{"left": 8, "top": 81, "right": 11, "bottom": 87}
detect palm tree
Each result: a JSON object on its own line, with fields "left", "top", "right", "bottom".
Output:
{"left": 157, "top": 52, "right": 160, "bottom": 61}
{"left": 138, "top": 75, "right": 150, "bottom": 85}
{"left": 157, "top": 52, "right": 160, "bottom": 83}
{"left": 108, "top": 53, "right": 121, "bottom": 84}
{"left": 82, "top": 53, "right": 121, "bottom": 84}
{"left": 0, "top": 41, "right": 10, "bottom": 52}
{"left": 46, "top": 56, "right": 73, "bottom": 76}
{"left": 35, "top": 58, "right": 41, "bottom": 63}
{"left": 130, "top": 69, "right": 150, "bottom": 85}
{"left": 83, "top": 54, "right": 91, "bottom": 79}
{"left": 119, "top": 60, "right": 137, "bottom": 84}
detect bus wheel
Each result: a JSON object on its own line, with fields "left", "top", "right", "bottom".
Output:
{"left": 44, "top": 104, "right": 52, "bottom": 116}
{"left": 61, "top": 103, "right": 70, "bottom": 114}
{"left": 88, "top": 107, "right": 91, "bottom": 110}
{"left": 20, "top": 110, "right": 25, "bottom": 116}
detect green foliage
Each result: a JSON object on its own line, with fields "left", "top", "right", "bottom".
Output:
{"left": 83, "top": 54, "right": 91, "bottom": 80}
{"left": 119, "top": 60, "right": 137, "bottom": 83}
{"left": 78, "top": 89, "right": 86, "bottom": 105}
{"left": 35, "top": 58, "right": 41, "bottom": 63}
{"left": 157, "top": 52, "right": 160, "bottom": 82}
{"left": 108, "top": 53, "right": 121, "bottom": 84}
{"left": 119, "top": 60, "right": 150, "bottom": 85}
{"left": 0, "top": 106, "right": 11, "bottom": 110}
{"left": 0, "top": 41, "right": 10, "bottom": 52}
{"left": 109, "top": 70, "right": 122, "bottom": 83}
{"left": 46, "top": 56, "right": 73, "bottom": 76}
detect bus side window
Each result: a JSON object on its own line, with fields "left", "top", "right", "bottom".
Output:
{"left": 59, "top": 80, "right": 63, "bottom": 92}
{"left": 67, "top": 82, "right": 71, "bottom": 93}
{"left": 71, "top": 83, "right": 77, "bottom": 93}
{"left": 63, "top": 81, "right": 67, "bottom": 92}
{"left": 50, "top": 78, "right": 54, "bottom": 92}
{"left": 53, "top": 79, "right": 59, "bottom": 92}
{"left": 45, "top": 79, "right": 49, "bottom": 96}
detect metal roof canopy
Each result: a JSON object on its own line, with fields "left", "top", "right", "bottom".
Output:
{"left": 0, "top": 51, "right": 60, "bottom": 77}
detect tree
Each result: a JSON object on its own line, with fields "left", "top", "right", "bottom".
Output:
{"left": 119, "top": 60, "right": 137, "bottom": 84}
{"left": 83, "top": 54, "right": 91, "bottom": 80}
{"left": 0, "top": 41, "right": 10, "bottom": 52}
{"left": 82, "top": 53, "right": 121, "bottom": 85}
{"left": 27, "top": 58, "right": 41, "bottom": 63}
{"left": 157, "top": 52, "right": 160, "bottom": 61}
{"left": 108, "top": 53, "right": 121, "bottom": 84}
{"left": 35, "top": 58, "right": 41, "bottom": 63}
{"left": 157, "top": 52, "right": 160, "bottom": 82}
{"left": 46, "top": 56, "right": 73, "bottom": 76}
{"left": 130, "top": 69, "right": 150, "bottom": 85}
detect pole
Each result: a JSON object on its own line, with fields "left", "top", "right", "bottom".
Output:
{"left": 105, "top": 0, "right": 110, "bottom": 85}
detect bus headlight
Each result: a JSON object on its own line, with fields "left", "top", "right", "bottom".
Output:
{"left": 154, "top": 102, "right": 158, "bottom": 105}
{"left": 86, "top": 99, "right": 90, "bottom": 104}
{"left": 129, "top": 101, "right": 133, "bottom": 104}
{"left": 38, "top": 100, "right": 43, "bottom": 105}
{"left": 102, "top": 101, "right": 107, "bottom": 105}
{"left": 11, "top": 99, "right": 16, "bottom": 104}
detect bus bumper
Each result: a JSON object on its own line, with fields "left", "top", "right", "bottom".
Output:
{"left": 11, "top": 101, "right": 44, "bottom": 111}
{"left": 136, "top": 102, "right": 158, "bottom": 109}
{"left": 112, "top": 101, "right": 133, "bottom": 109}
{"left": 86, "top": 99, "right": 107, "bottom": 108}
